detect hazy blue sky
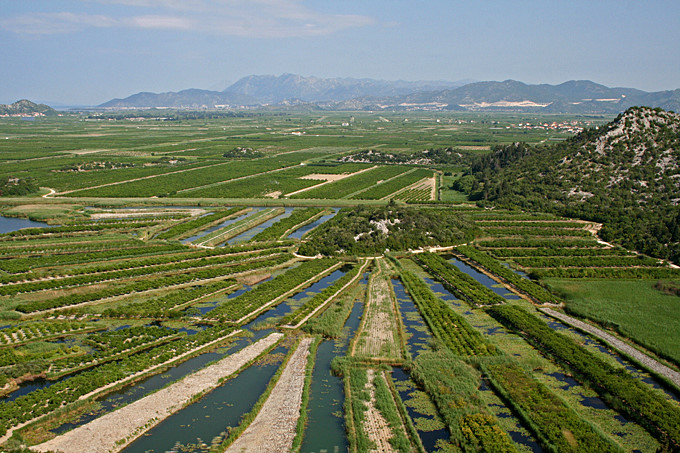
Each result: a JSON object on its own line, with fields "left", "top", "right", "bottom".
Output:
{"left": 1, "top": 0, "right": 678, "bottom": 105}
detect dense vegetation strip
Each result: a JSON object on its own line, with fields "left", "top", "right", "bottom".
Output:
{"left": 529, "top": 267, "right": 680, "bottom": 279}
{"left": 410, "top": 350, "right": 518, "bottom": 452}
{"left": 14, "top": 253, "right": 291, "bottom": 313}
{"left": 479, "top": 226, "right": 594, "bottom": 238}
{"left": 399, "top": 271, "right": 497, "bottom": 356}
{"left": 511, "top": 255, "right": 664, "bottom": 268}
{"left": 0, "top": 243, "right": 187, "bottom": 274}
{"left": 1, "top": 247, "right": 288, "bottom": 294}
{"left": 251, "top": 208, "right": 324, "bottom": 242}
{"left": 487, "top": 304, "right": 680, "bottom": 449}
{"left": 413, "top": 252, "right": 505, "bottom": 306}
{"left": 455, "top": 246, "right": 557, "bottom": 303}
{"left": 280, "top": 262, "right": 363, "bottom": 327}
{"left": 0, "top": 221, "right": 161, "bottom": 240}
{"left": 154, "top": 207, "right": 243, "bottom": 240}
{"left": 476, "top": 238, "right": 604, "bottom": 248}
{"left": 486, "top": 247, "right": 633, "bottom": 258}
{"left": 207, "top": 258, "right": 340, "bottom": 322}
{"left": 482, "top": 361, "right": 623, "bottom": 453}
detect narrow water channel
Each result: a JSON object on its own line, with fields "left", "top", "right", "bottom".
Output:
{"left": 288, "top": 208, "right": 339, "bottom": 239}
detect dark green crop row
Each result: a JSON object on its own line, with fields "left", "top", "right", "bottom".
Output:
{"left": 466, "top": 212, "right": 560, "bottom": 221}
{"left": 154, "top": 207, "right": 243, "bottom": 240}
{"left": 251, "top": 208, "right": 324, "bottom": 242}
{"left": 1, "top": 247, "right": 288, "bottom": 293}
{"left": 486, "top": 247, "right": 632, "bottom": 258}
{"left": 482, "top": 361, "right": 622, "bottom": 453}
{"left": 0, "top": 321, "right": 101, "bottom": 347}
{"left": 455, "top": 246, "right": 557, "bottom": 303}
{"left": 0, "top": 238, "right": 149, "bottom": 258}
{"left": 208, "top": 258, "right": 340, "bottom": 322}
{"left": 399, "top": 271, "right": 496, "bottom": 356}
{"left": 475, "top": 220, "right": 586, "bottom": 228}
{"left": 102, "top": 279, "right": 237, "bottom": 318}
{"left": 280, "top": 262, "right": 362, "bottom": 327}
{"left": 475, "top": 238, "right": 603, "bottom": 248}
{"left": 0, "top": 324, "right": 237, "bottom": 437}
{"left": 487, "top": 304, "right": 680, "bottom": 449}
{"left": 479, "top": 226, "right": 594, "bottom": 238}
{"left": 414, "top": 252, "right": 505, "bottom": 306}
{"left": 0, "top": 243, "right": 187, "bottom": 274}
{"left": 14, "top": 253, "right": 291, "bottom": 313}
{"left": 512, "top": 255, "right": 664, "bottom": 269}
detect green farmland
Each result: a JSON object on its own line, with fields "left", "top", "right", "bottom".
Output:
{"left": 0, "top": 110, "right": 678, "bottom": 453}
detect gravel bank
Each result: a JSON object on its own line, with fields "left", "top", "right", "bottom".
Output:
{"left": 31, "top": 332, "right": 283, "bottom": 453}
{"left": 225, "top": 337, "right": 313, "bottom": 453}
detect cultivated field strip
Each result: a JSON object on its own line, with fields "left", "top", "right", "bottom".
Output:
{"left": 352, "top": 259, "right": 404, "bottom": 360}
{"left": 0, "top": 325, "right": 241, "bottom": 440}
{"left": 205, "top": 258, "right": 342, "bottom": 322}
{"left": 349, "top": 167, "right": 431, "bottom": 200}
{"left": 32, "top": 332, "right": 282, "bottom": 453}
{"left": 414, "top": 252, "right": 505, "bottom": 306}
{"left": 290, "top": 165, "right": 410, "bottom": 199}
{"left": 1, "top": 246, "right": 289, "bottom": 294}
{"left": 154, "top": 206, "right": 244, "bottom": 240}
{"left": 67, "top": 151, "right": 323, "bottom": 197}
{"left": 13, "top": 253, "right": 293, "bottom": 314}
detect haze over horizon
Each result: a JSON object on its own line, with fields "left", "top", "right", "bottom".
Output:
{"left": 1, "top": 0, "right": 679, "bottom": 105}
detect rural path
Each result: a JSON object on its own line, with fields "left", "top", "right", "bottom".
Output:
{"left": 539, "top": 307, "right": 680, "bottom": 388}
{"left": 225, "top": 337, "right": 313, "bottom": 453}
{"left": 31, "top": 332, "right": 283, "bottom": 453}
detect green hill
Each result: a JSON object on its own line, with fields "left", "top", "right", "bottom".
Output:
{"left": 470, "top": 106, "right": 680, "bottom": 262}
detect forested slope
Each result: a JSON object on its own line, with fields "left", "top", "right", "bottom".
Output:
{"left": 469, "top": 107, "right": 680, "bottom": 262}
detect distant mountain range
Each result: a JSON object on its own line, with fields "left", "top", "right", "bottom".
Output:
{"left": 97, "top": 74, "right": 679, "bottom": 113}
{"left": 0, "top": 99, "right": 57, "bottom": 116}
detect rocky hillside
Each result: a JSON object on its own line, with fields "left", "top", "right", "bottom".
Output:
{"left": 470, "top": 107, "right": 680, "bottom": 262}
{"left": 0, "top": 100, "right": 56, "bottom": 116}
